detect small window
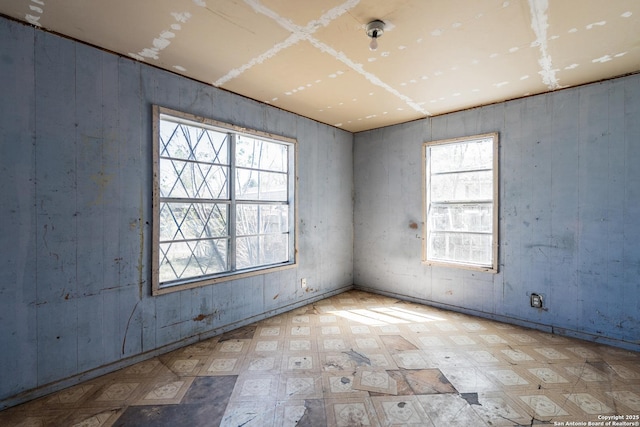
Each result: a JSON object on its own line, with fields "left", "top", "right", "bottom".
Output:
{"left": 152, "top": 106, "right": 296, "bottom": 294}
{"left": 423, "top": 133, "right": 498, "bottom": 272}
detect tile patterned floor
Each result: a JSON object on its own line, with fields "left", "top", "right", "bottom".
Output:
{"left": 1, "top": 289, "right": 639, "bottom": 426}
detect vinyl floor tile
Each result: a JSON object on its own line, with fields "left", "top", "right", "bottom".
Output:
{"left": 472, "top": 392, "right": 531, "bottom": 426}
{"left": 219, "top": 399, "right": 276, "bottom": 427}
{"left": 379, "top": 335, "right": 419, "bottom": 352}
{"left": 115, "top": 403, "right": 222, "bottom": 427}
{"left": 324, "top": 397, "right": 380, "bottom": 427}
{"left": 63, "top": 407, "right": 122, "bottom": 427}
{"left": 402, "top": 369, "right": 458, "bottom": 395}
{"left": 352, "top": 368, "right": 398, "bottom": 395}
{"left": 278, "top": 374, "right": 323, "bottom": 400}
{"left": 2, "top": 290, "right": 639, "bottom": 427}
{"left": 273, "top": 398, "right": 326, "bottom": 427}
{"left": 416, "top": 393, "right": 487, "bottom": 427}
{"left": 370, "top": 395, "right": 432, "bottom": 426}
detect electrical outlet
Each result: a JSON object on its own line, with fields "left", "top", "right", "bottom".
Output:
{"left": 301, "top": 278, "right": 307, "bottom": 288}
{"left": 530, "top": 293, "right": 543, "bottom": 308}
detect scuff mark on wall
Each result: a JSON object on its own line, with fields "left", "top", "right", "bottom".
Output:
{"left": 192, "top": 307, "right": 219, "bottom": 325}
{"left": 42, "top": 224, "right": 59, "bottom": 261}
{"left": 90, "top": 171, "right": 114, "bottom": 205}
{"left": 122, "top": 300, "right": 141, "bottom": 354}
{"left": 82, "top": 134, "right": 117, "bottom": 206}
{"left": 137, "top": 190, "right": 145, "bottom": 299}
{"left": 193, "top": 313, "right": 212, "bottom": 321}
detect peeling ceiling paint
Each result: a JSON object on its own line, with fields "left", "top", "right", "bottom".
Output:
{"left": 2, "top": 0, "right": 639, "bottom": 132}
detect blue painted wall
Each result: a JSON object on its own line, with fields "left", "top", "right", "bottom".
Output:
{"left": 0, "top": 17, "right": 353, "bottom": 406}
{"left": 354, "top": 73, "right": 640, "bottom": 351}
{"left": 2, "top": 12, "right": 639, "bottom": 409}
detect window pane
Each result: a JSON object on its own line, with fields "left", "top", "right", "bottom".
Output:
{"left": 160, "top": 202, "right": 228, "bottom": 241}
{"left": 430, "top": 170, "right": 493, "bottom": 202}
{"left": 236, "top": 234, "right": 288, "bottom": 269}
{"left": 259, "top": 172, "right": 287, "bottom": 201}
{"left": 236, "top": 204, "right": 288, "bottom": 236}
{"left": 429, "top": 204, "right": 492, "bottom": 233}
{"left": 160, "top": 120, "right": 229, "bottom": 164}
{"left": 236, "top": 204, "right": 258, "bottom": 236}
{"left": 236, "top": 236, "right": 259, "bottom": 269}
{"left": 160, "top": 159, "right": 228, "bottom": 199}
{"left": 159, "top": 120, "right": 191, "bottom": 160}
{"left": 428, "top": 232, "right": 492, "bottom": 265}
{"left": 159, "top": 239, "right": 228, "bottom": 282}
{"left": 260, "top": 234, "right": 289, "bottom": 264}
{"left": 194, "top": 129, "right": 229, "bottom": 164}
{"left": 236, "top": 169, "right": 287, "bottom": 201}
{"left": 430, "top": 138, "right": 492, "bottom": 173}
{"left": 236, "top": 135, "right": 287, "bottom": 172}
{"left": 260, "top": 205, "right": 289, "bottom": 233}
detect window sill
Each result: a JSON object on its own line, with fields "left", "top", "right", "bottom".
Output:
{"left": 152, "top": 262, "right": 297, "bottom": 295}
{"left": 422, "top": 259, "right": 498, "bottom": 274}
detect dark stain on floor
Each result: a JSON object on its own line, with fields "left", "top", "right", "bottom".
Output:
{"left": 461, "top": 392, "right": 481, "bottom": 406}
{"left": 295, "top": 399, "right": 326, "bottom": 427}
{"left": 342, "top": 349, "right": 371, "bottom": 366}
{"left": 114, "top": 376, "right": 237, "bottom": 427}
{"left": 217, "top": 325, "right": 256, "bottom": 341}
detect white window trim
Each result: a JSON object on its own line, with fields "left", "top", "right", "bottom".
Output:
{"left": 422, "top": 132, "right": 499, "bottom": 273}
{"left": 152, "top": 106, "right": 297, "bottom": 295}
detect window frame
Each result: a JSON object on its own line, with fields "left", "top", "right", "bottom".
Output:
{"left": 422, "top": 132, "right": 499, "bottom": 273}
{"left": 152, "top": 106, "right": 297, "bottom": 295}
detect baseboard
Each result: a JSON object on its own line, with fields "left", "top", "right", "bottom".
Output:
{"left": 354, "top": 285, "right": 640, "bottom": 353}
{"left": 1, "top": 284, "right": 353, "bottom": 410}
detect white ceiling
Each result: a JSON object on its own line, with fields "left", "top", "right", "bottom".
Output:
{"left": 2, "top": 0, "right": 639, "bottom": 132}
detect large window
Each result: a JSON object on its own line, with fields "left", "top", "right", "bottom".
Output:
{"left": 152, "top": 106, "right": 296, "bottom": 294}
{"left": 423, "top": 133, "right": 498, "bottom": 272}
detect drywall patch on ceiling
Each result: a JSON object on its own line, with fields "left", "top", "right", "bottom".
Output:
{"left": 592, "top": 52, "right": 626, "bottom": 64}
{"left": 214, "top": 0, "right": 358, "bottom": 86}
{"left": 217, "top": 0, "right": 428, "bottom": 115}
{"left": 585, "top": 20, "right": 606, "bottom": 30}
{"left": 528, "top": 0, "right": 560, "bottom": 90}
{"left": 214, "top": 33, "right": 303, "bottom": 85}
{"left": 307, "top": 36, "right": 429, "bottom": 115}
{"left": 25, "top": 0, "right": 45, "bottom": 27}
{"left": 129, "top": 11, "right": 192, "bottom": 61}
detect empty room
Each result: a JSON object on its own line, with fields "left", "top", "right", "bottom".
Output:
{"left": 1, "top": 0, "right": 639, "bottom": 426}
